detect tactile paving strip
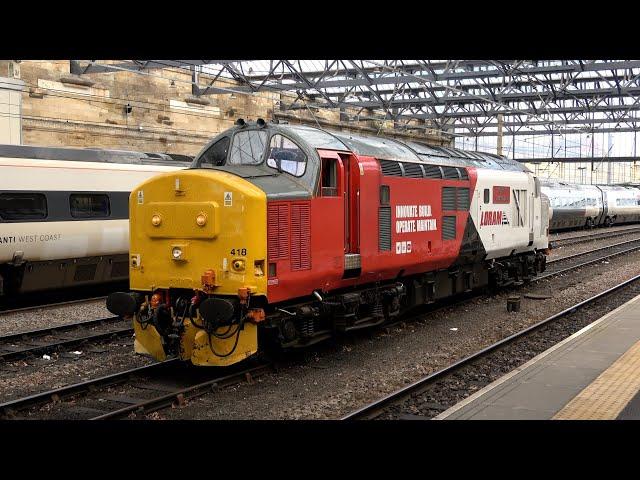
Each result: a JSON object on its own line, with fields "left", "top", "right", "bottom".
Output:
{"left": 553, "top": 339, "right": 640, "bottom": 420}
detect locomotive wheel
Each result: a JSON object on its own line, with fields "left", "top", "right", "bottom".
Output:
{"left": 604, "top": 216, "right": 613, "bottom": 228}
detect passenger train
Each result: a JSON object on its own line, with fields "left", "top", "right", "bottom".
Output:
{"left": 106, "top": 119, "right": 550, "bottom": 367}
{"left": 541, "top": 179, "right": 640, "bottom": 231}
{"left": 0, "top": 145, "right": 187, "bottom": 298}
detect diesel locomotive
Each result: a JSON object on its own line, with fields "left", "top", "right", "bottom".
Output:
{"left": 107, "top": 120, "right": 549, "bottom": 367}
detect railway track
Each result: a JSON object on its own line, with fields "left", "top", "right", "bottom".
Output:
{"left": 341, "top": 273, "right": 640, "bottom": 420}
{"left": 3, "top": 234, "right": 639, "bottom": 420}
{"left": 0, "top": 358, "right": 273, "bottom": 420}
{"left": 0, "top": 296, "right": 108, "bottom": 316}
{"left": 549, "top": 226, "right": 640, "bottom": 248}
{"left": 539, "top": 237, "right": 640, "bottom": 280}
{"left": 0, "top": 316, "right": 132, "bottom": 362}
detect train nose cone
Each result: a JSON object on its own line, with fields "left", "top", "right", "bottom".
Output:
{"left": 106, "top": 292, "right": 139, "bottom": 316}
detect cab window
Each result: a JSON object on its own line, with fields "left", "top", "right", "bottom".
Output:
{"left": 267, "top": 134, "right": 306, "bottom": 177}
{"left": 200, "top": 136, "right": 230, "bottom": 167}
{"left": 228, "top": 130, "right": 268, "bottom": 165}
{"left": 321, "top": 158, "right": 338, "bottom": 196}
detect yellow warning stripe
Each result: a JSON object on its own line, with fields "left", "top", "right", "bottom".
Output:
{"left": 553, "top": 339, "right": 640, "bottom": 420}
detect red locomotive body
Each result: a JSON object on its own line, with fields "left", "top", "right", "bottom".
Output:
{"left": 108, "top": 120, "right": 548, "bottom": 366}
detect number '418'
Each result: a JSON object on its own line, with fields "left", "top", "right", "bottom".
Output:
{"left": 230, "top": 248, "right": 247, "bottom": 256}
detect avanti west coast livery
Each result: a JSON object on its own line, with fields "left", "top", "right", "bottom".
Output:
{"left": 0, "top": 145, "right": 187, "bottom": 297}
{"left": 107, "top": 120, "right": 549, "bottom": 367}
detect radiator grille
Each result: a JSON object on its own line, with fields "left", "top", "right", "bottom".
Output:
{"left": 423, "top": 164, "right": 443, "bottom": 179}
{"left": 442, "top": 166, "right": 460, "bottom": 179}
{"left": 290, "top": 203, "right": 311, "bottom": 271}
{"left": 268, "top": 204, "right": 290, "bottom": 260}
{"left": 379, "top": 207, "right": 391, "bottom": 251}
{"left": 442, "top": 216, "right": 457, "bottom": 240}
{"left": 442, "top": 187, "right": 457, "bottom": 210}
{"left": 380, "top": 160, "right": 403, "bottom": 177}
{"left": 402, "top": 162, "right": 423, "bottom": 178}
{"left": 457, "top": 187, "right": 470, "bottom": 211}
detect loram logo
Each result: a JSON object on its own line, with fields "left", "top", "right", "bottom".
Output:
{"left": 480, "top": 210, "right": 509, "bottom": 226}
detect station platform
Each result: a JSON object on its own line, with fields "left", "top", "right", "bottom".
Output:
{"left": 436, "top": 293, "right": 640, "bottom": 420}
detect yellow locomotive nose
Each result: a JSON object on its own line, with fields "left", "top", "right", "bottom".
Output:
{"left": 127, "top": 169, "right": 268, "bottom": 366}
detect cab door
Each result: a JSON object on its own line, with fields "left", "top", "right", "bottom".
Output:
{"left": 339, "top": 152, "right": 360, "bottom": 255}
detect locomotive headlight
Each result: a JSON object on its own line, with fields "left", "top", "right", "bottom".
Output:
{"left": 151, "top": 214, "right": 162, "bottom": 227}
{"left": 172, "top": 247, "right": 183, "bottom": 260}
{"left": 196, "top": 212, "right": 207, "bottom": 226}
{"left": 232, "top": 259, "right": 245, "bottom": 271}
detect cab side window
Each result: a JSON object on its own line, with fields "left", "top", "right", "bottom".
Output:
{"left": 200, "top": 137, "right": 230, "bottom": 167}
{"left": 321, "top": 158, "right": 338, "bottom": 196}
{"left": 267, "top": 134, "right": 306, "bottom": 177}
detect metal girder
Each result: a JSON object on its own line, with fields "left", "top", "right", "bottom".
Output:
{"left": 70, "top": 60, "right": 238, "bottom": 75}
{"left": 516, "top": 156, "right": 640, "bottom": 163}
{"left": 463, "top": 126, "right": 640, "bottom": 137}
{"left": 284, "top": 85, "right": 640, "bottom": 109}
{"left": 391, "top": 102, "right": 640, "bottom": 120}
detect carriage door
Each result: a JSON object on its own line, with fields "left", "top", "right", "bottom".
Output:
{"left": 339, "top": 152, "right": 361, "bottom": 277}
{"left": 529, "top": 189, "right": 535, "bottom": 245}
{"left": 598, "top": 187, "right": 607, "bottom": 225}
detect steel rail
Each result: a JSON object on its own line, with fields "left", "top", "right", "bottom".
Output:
{"left": 550, "top": 227, "right": 640, "bottom": 248}
{"left": 0, "top": 317, "right": 133, "bottom": 362}
{"left": 0, "top": 296, "right": 109, "bottom": 315}
{"left": 90, "top": 362, "right": 274, "bottom": 420}
{"left": 0, "top": 360, "right": 178, "bottom": 418}
{"left": 546, "top": 237, "right": 640, "bottom": 265}
{"left": 341, "top": 272, "right": 640, "bottom": 420}
{"left": 537, "top": 241, "right": 640, "bottom": 282}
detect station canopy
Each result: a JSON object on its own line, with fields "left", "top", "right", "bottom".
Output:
{"left": 70, "top": 60, "right": 640, "bottom": 140}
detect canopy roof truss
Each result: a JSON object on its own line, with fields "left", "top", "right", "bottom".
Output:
{"left": 70, "top": 60, "right": 640, "bottom": 138}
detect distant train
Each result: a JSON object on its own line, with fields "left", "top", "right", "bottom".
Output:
{"left": 541, "top": 179, "right": 640, "bottom": 231}
{"left": 0, "top": 144, "right": 188, "bottom": 297}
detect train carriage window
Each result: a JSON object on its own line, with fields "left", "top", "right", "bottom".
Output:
{"left": 200, "top": 136, "right": 230, "bottom": 167}
{"left": 70, "top": 194, "right": 110, "bottom": 218}
{"left": 0, "top": 193, "right": 47, "bottom": 220}
{"left": 229, "top": 130, "right": 268, "bottom": 166}
{"left": 321, "top": 158, "right": 338, "bottom": 196}
{"left": 266, "top": 134, "right": 307, "bottom": 177}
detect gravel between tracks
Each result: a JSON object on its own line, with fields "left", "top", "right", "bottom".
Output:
{"left": 547, "top": 231, "right": 640, "bottom": 261}
{"left": 155, "top": 249, "right": 640, "bottom": 420}
{"left": 0, "top": 337, "right": 153, "bottom": 404}
{"left": 0, "top": 299, "right": 111, "bottom": 337}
